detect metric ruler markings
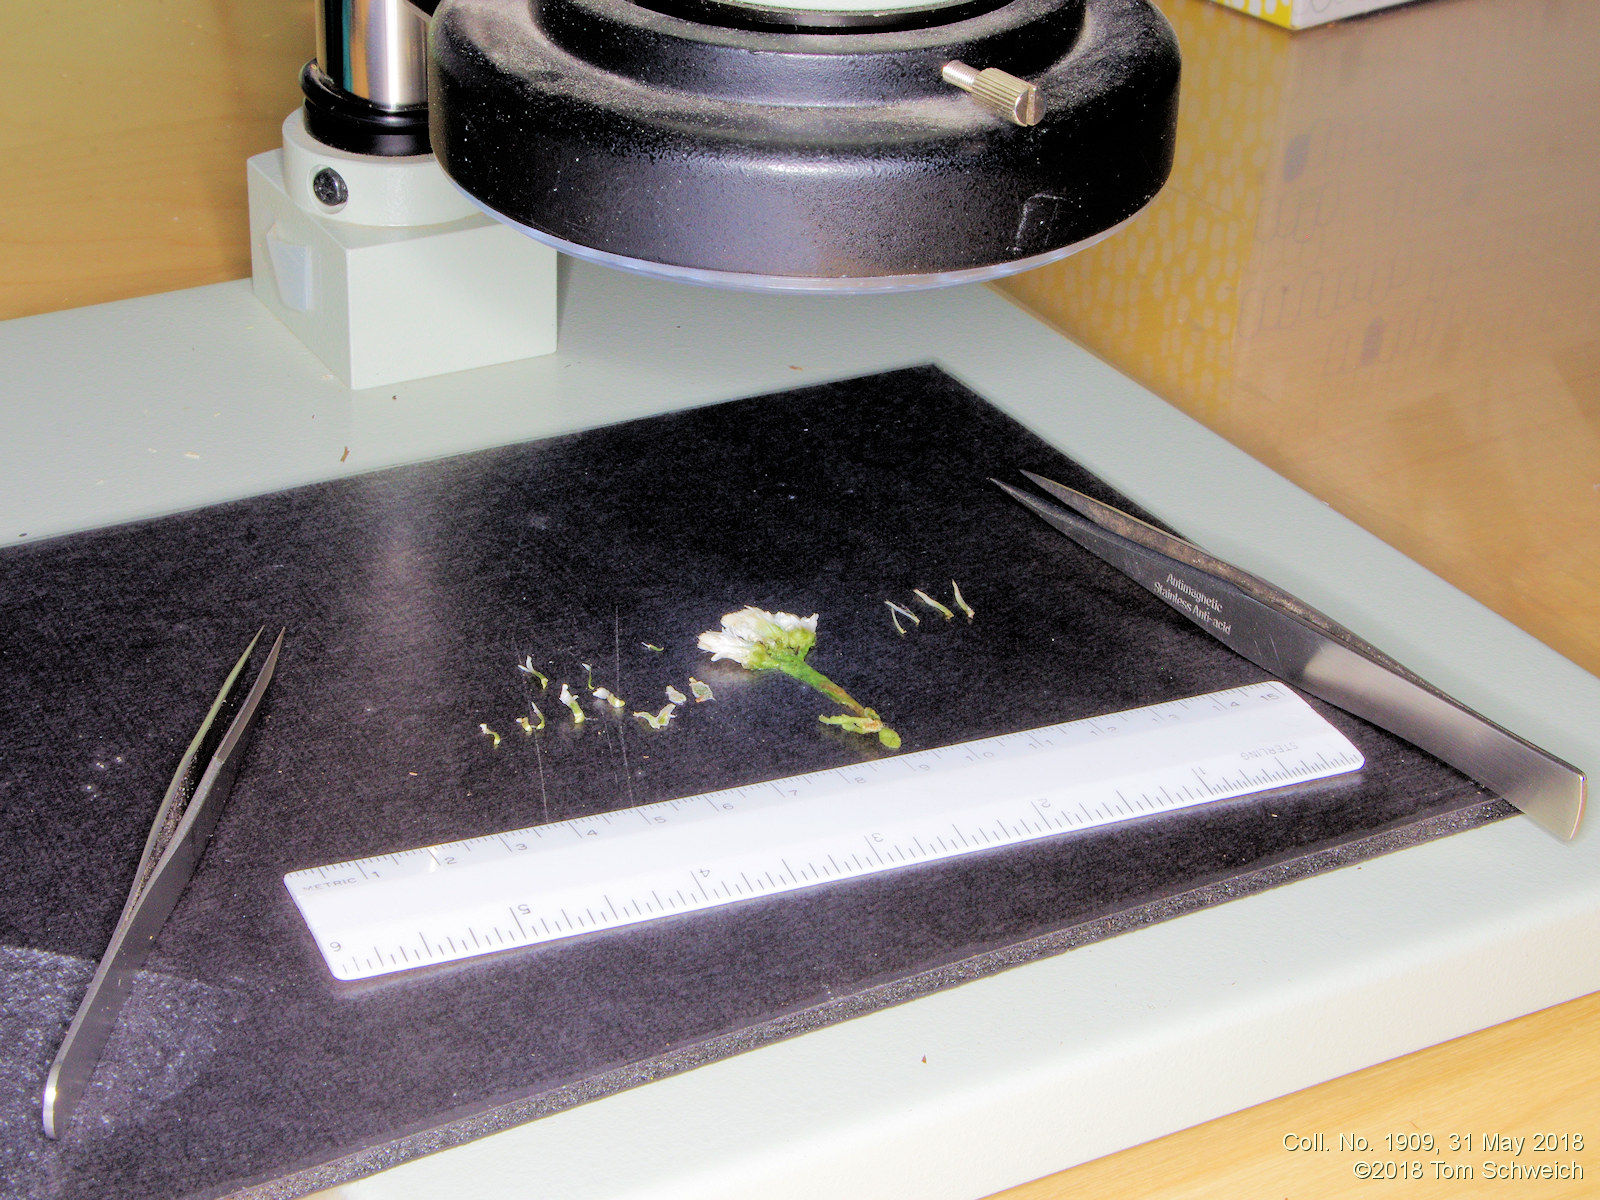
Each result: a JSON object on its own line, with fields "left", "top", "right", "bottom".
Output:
{"left": 286, "top": 682, "right": 1363, "bottom": 980}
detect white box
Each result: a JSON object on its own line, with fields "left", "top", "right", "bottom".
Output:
{"left": 1206, "top": 0, "right": 1426, "bottom": 30}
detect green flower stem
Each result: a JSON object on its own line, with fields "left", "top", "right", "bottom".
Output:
{"left": 698, "top": 607, "right": 900, "bottom": 750}
{"left": 774, "top": 658, "right": 868, "bottom": 717}
{"left": 772, "top": 656, "right": 900, "bottom": 748}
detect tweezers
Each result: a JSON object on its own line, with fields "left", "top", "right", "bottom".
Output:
{"left": 41, "top": 627, "right": 284, "bottom": 1138}
{"left": 995, "top": 472, "right": 1585, "bottom": 841}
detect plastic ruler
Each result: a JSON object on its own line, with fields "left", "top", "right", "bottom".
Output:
{"left": 286, "top": 681, "right": 1362, "bottom": 981}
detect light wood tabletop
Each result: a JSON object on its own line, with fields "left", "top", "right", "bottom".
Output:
{"left": 3, "top": 0, "right": 1595, "bottom": 1195}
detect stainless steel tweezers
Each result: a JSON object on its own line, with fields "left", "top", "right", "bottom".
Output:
{"left": 995, "top": 472, "right": 1584, "bottom": 841}
{"left": 41, "top": 627, "right": 284, "bottom": 1138}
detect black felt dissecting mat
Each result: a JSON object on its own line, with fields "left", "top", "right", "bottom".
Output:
{"left": 0, "top": 366, "right": 1508, "bottom": 1199}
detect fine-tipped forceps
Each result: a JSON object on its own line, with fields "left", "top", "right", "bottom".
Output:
{"left": 42, "top": 628, "right": 285, "bottom": 1138}
{"left": 995, "top": 472, "right": 1585, "bottom": 841}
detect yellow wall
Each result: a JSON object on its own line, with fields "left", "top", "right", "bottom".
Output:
{"left": 1000, "top": 0, "right": 1290, "bottom": 425}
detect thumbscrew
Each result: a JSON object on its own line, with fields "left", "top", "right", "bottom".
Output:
{"left": 942, "top": 61, "right": 1043, "bottom": 127}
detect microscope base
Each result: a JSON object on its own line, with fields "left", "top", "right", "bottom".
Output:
{"left": 246, "top": 113, "right": 556, "bottom": 390}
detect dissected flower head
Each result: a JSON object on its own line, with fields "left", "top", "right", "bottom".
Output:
{"left": 697, "top": 607, "right": 818, "bottom": 670}
{"left": 697, "top": 606, "right": 897, "bottom": 750}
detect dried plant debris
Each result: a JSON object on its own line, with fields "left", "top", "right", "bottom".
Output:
{"left": 950, "top": 580, "right": 975, "bottom": 621}
{"left": 633, "top": 703, "right": 678, "bottom": 730}
{"left": 488, "top": 591, "right": 946, "bottom": 757}
{"left": 912, "top": 588, "right": 955, "bottom": 621}
{"left": 887, "top": 581, "right": 973, "bottom": 634}
{"left": 698, "top": 607, "right": 899, "bottom": 749}
{"left": 559, "top": 683, "right": 585, "bottom": 725}
{"left": 885, "top": 599, "right": 920, "bottom": 636}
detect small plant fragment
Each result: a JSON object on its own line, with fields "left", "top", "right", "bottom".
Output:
{"left": 913, "top": 588, "right": 955, "bottom": 621}
{"left": 821, "top": 714, "right": 898, "bottom": 739}
{"left": 885, "top": 599, "right": 919, "bottom": 636}
{"left": 478, "top": 723, "right": 502, "bottom": 749}
{"left": 950, "top": 580, "right": 975, "bottom": 621}
{"left": 581, "top": 662, "right": 596, "bottom": 689}
{"left": 633, "top": 703, "right": 678, "bottom": 730}
{"left": 665, "top": 685, "right": 688, "bottom": 705}
{"left": 515, "top": 715, "right": 534, "bottom": 735}
{"left": 641, "top": 643, "right": 664, "bottom": 652}
{"left": 592, "top": 686, "right": 627, "bottom": 710}
{"left": 527, "top": 702, "right": 546, "bottom": 731}
{"left": 559, "top": 683, "right": 585, "bottom": 724}
{"left": 688, "top": 677, "right": 714, "bottom": 703}
{"left": 698, "top": 607, "right": 900, "bottom": 749}
{"left": 517, "top": 656, "right": 549, "bottom": 689}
